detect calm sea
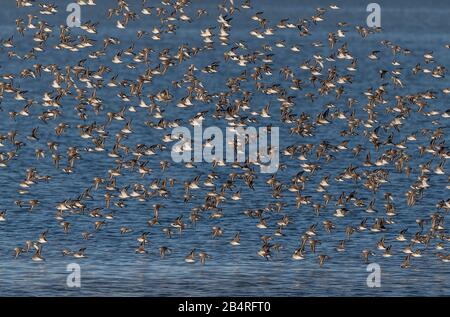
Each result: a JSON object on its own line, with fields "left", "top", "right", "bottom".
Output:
{"left": 0, "top": 0, "right": 449, "bottom": 296}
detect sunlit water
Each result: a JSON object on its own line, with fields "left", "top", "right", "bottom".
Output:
{"left": 0, "top": 0, "right": 449, "bottom": 296}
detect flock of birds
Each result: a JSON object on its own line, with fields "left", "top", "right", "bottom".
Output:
{"left": 0, "top": 0, "right": 449, "bottom": 272}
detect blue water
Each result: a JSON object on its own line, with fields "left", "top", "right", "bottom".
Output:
{"left": 0, "top": 0, "right": 449, "bottom": 296}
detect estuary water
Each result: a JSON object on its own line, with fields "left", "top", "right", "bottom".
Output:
{"left": 0, "top": 0, "right": 449, "bottom": 296}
